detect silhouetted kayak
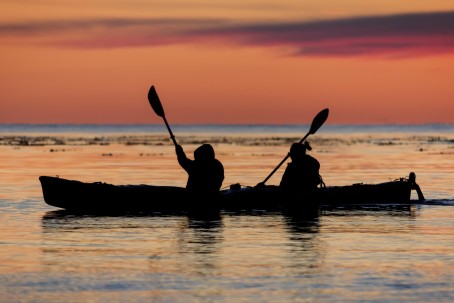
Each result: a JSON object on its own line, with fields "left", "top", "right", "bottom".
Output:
{"left": 39, "top": 173, "right": 423, "bottom": 214}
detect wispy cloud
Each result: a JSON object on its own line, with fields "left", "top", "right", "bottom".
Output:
{"left": 206, "top": 11, "right": 454, "bottom": 57}
{"left": 1, "top": 11, "right": 454, "bottom": 57}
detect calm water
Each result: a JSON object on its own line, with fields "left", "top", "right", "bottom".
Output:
{"left": 1, "top": 124, "right": 453, "bottom": 302}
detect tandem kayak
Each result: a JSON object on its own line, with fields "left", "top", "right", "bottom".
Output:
{"left": 39, "top": 173, "right": 424, "bottom": 214}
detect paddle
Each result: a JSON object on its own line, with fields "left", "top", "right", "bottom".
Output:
{"left": 258, "top": 108, "right": 329, "bottom": 186}
{"left": 148, "top": 85, "right": 178, "bottom": 146}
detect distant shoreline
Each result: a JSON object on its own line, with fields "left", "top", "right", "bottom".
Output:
{"left": 1, "top": 123, "right": 453, "bottom": 134}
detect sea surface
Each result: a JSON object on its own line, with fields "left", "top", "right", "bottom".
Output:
{"left": 1, "top": 124, "right": 453, "bottom": 303}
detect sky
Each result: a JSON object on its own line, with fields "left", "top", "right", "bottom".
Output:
{"left": 1, "top": 1, "right": 454, "bottom": 125}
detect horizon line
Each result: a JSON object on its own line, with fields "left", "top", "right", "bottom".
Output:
{"left": 1, "top": 122, "right": 453, "bottom": 126}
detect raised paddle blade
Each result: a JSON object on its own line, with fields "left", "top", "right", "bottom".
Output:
{"left": 147, "top": 85, "right": 178, "bottom": 146}
{"left": 309, "top": 108, "right": 329, "bottom": 135}
{"left": 148, "top": 85, "right": 165, "bottom": 118}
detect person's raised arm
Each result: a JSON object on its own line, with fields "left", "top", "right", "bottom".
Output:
{"left": 175, "top": 144, "right": 192, "bottom": 171}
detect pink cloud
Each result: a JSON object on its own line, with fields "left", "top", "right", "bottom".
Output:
{"left": 1, "top": 11, "right": 454, "bottom": 57}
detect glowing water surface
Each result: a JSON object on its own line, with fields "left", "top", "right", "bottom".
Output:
{"left": 0, "top": 126, "right": 453, "bottom": 302}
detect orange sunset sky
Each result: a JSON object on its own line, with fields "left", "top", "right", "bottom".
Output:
{"left": 1, "top": 1, "right": 454, "bottom": 124}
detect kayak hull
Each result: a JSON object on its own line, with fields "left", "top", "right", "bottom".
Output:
{"left": 39, "top": 175, "right": 417, "bottom": 214}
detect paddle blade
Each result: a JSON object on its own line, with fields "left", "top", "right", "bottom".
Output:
{"left": 147, "top": 85, "right": 165, "bottom": 118}
{"left": 309, "top": 108, "right": 329, "bottom": 134}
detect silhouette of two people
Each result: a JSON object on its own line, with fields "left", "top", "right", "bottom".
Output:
{"left": 280, "top": 142, "right": 322, "bottom": 192}
{"left": 175, "top": 141, "right": 321, "bottom": 197}
{"left": 175, "top": 144, "right": 224, "bottom": 196}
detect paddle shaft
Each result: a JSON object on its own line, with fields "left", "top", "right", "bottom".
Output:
{"left": 162, "top": 116, "right": 177, "bottom": 146}
{"left": 261, "top": 132, "right": 310, "bottom": 184}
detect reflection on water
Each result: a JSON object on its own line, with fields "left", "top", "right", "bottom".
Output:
{"left": 281, "top": 213, "right": 325, "bottom": 278}
{"left": 40, "top": 211, "right": 325, "bottom": 283}
{"left": 321, "top": 204, "right": 420, "bottom": 217}
{"left": 41, "top": 212, "right": 227, "bottom": 277}
{"left": 0, "top": 202, "right": 447, "bottom": 302}
{"left": 283, "top": 212, "right": 320, "bottom": 235}
{"left": 175, "top": 215, "right": 224, "bottom": 277}
{"left": 41, "top": 205, "right": 454, "bottom": 302}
